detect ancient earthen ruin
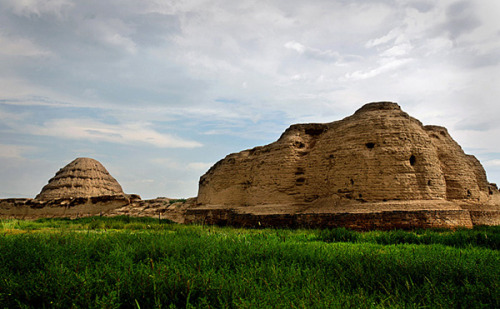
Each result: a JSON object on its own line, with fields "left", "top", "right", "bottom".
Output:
{"left": 36, "top": 157, "right": 125, "bottom": 201}
{"left": 1, "top": 102, "right": 499, "bottom": 229}
{"left": 0, "top": 158, "right": 138, "bottom": 219}
{"left": 185, "top": 102, "right": 500, "bottom": 229}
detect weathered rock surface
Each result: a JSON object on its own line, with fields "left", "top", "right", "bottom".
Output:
{"left": 36, "top": 158, "right": 125, "bottom": 201}
{"left": 0, "top": 196, "right": 132, "bottom": 219}
{"left": 110, "top": 198, "right": 195, "bottom": 223}
{"left": 0, "top": 196, "right": 191, "bottom": 222}
{"left": 189, "top": 102, "right": 500, "bottom": 229}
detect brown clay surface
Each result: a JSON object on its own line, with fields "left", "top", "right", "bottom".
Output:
{"left": 0, "top": 196, "right": 132, "bottom": 219}
{"left": 36, "top": 157, "right": 125, "bottom": 201}
{"left": 189, "top": 102, "right": 500, "bottom": 229}
{"left": 198, "top": 102, "right": 494, "bottom": 205}
{"left": 0, "top": 196, "right": 191, "bottom": 223}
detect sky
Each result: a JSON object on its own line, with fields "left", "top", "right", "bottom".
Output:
{"left": 0, "top": 0, "right": 499, "bottom": 199}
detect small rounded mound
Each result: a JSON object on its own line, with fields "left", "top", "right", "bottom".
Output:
{"left": 35, "top": 157, "right": 125, "bottom": 201}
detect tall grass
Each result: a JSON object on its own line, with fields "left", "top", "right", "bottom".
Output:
{"left": 0, "top": 217, "right": 498, "bottom": 308}
{"left": 316, "top": 226, "right": 500, "bottom": 250}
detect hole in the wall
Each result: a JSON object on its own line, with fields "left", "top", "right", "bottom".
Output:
{"left": 357, "top": 193, "right": 366, "bottom": 202}
{"left": 365, "top": 142, "right": 375, "bottom": 149}
{"left": 409, "top": 155, "right": 416, "bottom": 166}
{"left": 304, "top": 195, "right": 319, "bottom": 202}
{"left": 467, "top": 189, "right": 472, "bottom": 197}
{"left": 305, "top": 128, "right": 325, "bottom": 136}
{"left": 427, "top": 180, "right": 432, "bottom": 186}
{"left": 350, "top": 179, "right": 354, "bottom": 185}
{"left": 296, "top": 177, "right": 306, "bottom": 184}
{"left": 294, "top": 141, "right": 305, "bottom": 148}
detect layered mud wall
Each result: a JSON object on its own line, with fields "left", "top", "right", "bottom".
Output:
{"left": 198, "top": 102, "right": 493, "bottom": 207}
{"left": 191, "top": 102, "right": 500, "bottom": 229}
{"left": 184, "top": 208, "right": 474, "bottom": 230}
{"left": 36, "top": 157, "right": 125, "bottom": 201}
{"left": 0, "top": 196, "right": 132, "bottom": 219}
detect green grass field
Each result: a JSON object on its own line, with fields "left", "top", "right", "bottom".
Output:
{"left": 0, "top": 216, "right": 498, "bottom": 308}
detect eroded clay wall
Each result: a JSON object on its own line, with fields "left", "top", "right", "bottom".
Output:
{"left": 198, "top": 102, "right": 492, "bottom": 207}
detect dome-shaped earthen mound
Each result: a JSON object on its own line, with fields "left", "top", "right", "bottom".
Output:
{"left": 36, "top": 157, "right": 125, "bottom": 201}
{"left": 187, "top": 102, "right": 500, "bottom": 229}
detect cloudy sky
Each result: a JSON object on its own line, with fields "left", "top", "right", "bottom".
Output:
{"left": 1, "top": 0, "right": 499, "bottom": 199}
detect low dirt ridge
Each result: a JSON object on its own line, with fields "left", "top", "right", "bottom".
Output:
{"left": 186, "top": 102, "right": 500, "bottom": 229}
{"left": 0, "top": 196, "right": 191, "bottom": 222}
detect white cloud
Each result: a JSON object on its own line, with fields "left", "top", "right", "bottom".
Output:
{"left": 284, "top": 40, "right": 339, "bottom": 62}
{"left": 187, "top": 162, "right": 213, "bottom": 171}
{"left": 0, "top": 144, "right": 34, "bottom": 159}
{"left": 343, "top": 58, "right": 413, "bottom": 81}
{"left": 0, "top": 33, "right": 52, "bottom": 57}
{"left": 485, "top": 160, "right": 500, "bottom": 167}
{"left": 28, "top": 119, "right": 202, "bottom": 148}
{"left": 453, "top": 125, "right": 500, "bottom": 156}
{"left": 284, "top": 41, "right": 306, "bottom": 54}
{"left": 151, "top": 159, "right": 213, "bottom": 171}
{"left": 4, "top": 0, "right": 73, "bottom": 18}
{"left": 104, "top": 33, "right": 137, "bottom": 54}
{"left": 366, "top": 29, "right": 399, "bottom": 48}
{"left": 78, "top": 18, "right": 138, "bottom": 54}
{"left": 380, "top": 42, "right": 413, "bottom": 57}
{"left": 0, "top": 96, "right": 70, "bottom": 107}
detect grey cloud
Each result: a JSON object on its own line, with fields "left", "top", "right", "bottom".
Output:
{"left": 1, "top": 1, "right": 180, "bottom": 56}
{"left": 455, "top": 49, "right": 500, "bottom": 69}
{"left": 455, "top": 118, "right": 492, "bottom": 132}
{"left": 128, "top": 12, "right": 180, "bottom": 46}
{"left": 447, "top": 1, "right": 472, "bottom": 16}
{"left": 0, "top": 1, "right": 204, "bottom": 109}
{"left": 444, "top": 1, "right": 481, "bottom": 39}
{"left": 408, "top": 1, "right": 434, "bottom": 13}
{"left": 471, "top": 50, "right": 500, "bottom": 68}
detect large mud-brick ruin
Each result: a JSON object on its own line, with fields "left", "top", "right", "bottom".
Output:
{"left": 186, "top": 102, "right": 500, "bottom": 229}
